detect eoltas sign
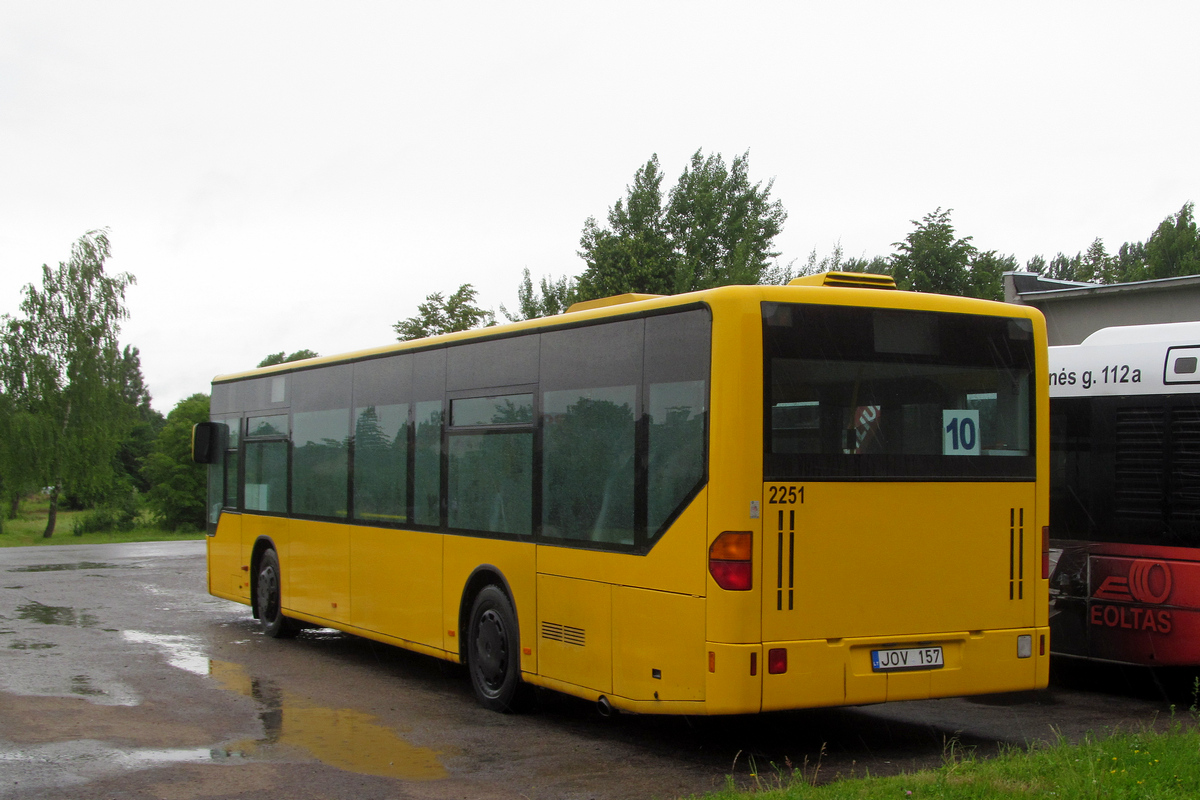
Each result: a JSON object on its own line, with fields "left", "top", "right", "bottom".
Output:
{"left": 1091, "top": 559, "right": 1173, "bottom": 634}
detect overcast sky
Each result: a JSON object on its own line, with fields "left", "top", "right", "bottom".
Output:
{"left": 3, "top": 2, "right": 1197, "bottom": 413}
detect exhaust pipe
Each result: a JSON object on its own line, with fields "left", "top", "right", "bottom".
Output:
{"left": 596, "top": 695, "right": 615, "bottom": 717}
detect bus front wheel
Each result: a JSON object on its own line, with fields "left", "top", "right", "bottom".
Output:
{"left": 256, "top": 549, "right": 297, "bottom": 639}
{"left": 467, "top": 586, "right": 524, "bottom": 712}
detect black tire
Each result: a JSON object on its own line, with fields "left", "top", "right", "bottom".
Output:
{"left": 467, "top": 585, "right": 525, "bottom": 712}
{"left": 256, "top": 549, "right": 297, "bottom": 639}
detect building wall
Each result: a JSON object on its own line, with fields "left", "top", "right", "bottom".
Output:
{"left": 1004, "top": 272, "right": 1200, "bottom": 345}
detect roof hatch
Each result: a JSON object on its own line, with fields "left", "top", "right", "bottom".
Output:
{"left": 789, "top": 271, "right": 897, "bottom": 290}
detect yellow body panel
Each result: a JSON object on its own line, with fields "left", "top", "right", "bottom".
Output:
{"left": 206, "top": 512, "right": 246, "bottom": 601}
{"left": 760, "top": 627, "right": 1050, "bottom": 711}
{"left": 349, "top": 526, "right": 443, "bottom": 649}
{"left": 536, "top": 574, "right": 612, "bottom": 693}
{"left": 535, "top": 487, "right": 708, "bottom": 597}
{"left": 703, "top": 643, "right": 762, "bottom": 714}
{"left": 289, "top": 519, "right": 351, "bottom": 623}
{"left": 612, "top": 587, "right": 705, "bottom": 702}
{"left": 759, "top": 482, "right": 1040, "bottom": 642}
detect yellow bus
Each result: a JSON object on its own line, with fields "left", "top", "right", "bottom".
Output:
{"left": 193, "top": 272, "right": 1050, "bottom": 714}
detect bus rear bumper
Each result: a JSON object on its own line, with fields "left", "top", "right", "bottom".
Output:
{"left": 758, "top": 627, "right": 1050, "bottom": 712}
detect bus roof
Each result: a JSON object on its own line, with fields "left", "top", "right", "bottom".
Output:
{"left": 212, "top": 277, "right": 1044, "bottom": 385}
{"left": 1081, "top": 320, "right": 1200, "bottom": 346}
{"left": 1050, "top": 321, "right": 1200, "bottom": 398}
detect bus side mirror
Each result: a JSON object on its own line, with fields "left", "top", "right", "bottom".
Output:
{"left": 192, "top": 422, "right": 220, "bottom": 464}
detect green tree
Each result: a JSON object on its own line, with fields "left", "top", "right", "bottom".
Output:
{"left": 575, "top": 154, "right": 675, "bottom": 299}
{"left": 573, "top": 150, "right": 787, "bottom": 301}
{"left": 0, "top": 391, "right": 13, "bottom": 532}
{"left": 113, "top": 345, "right": 164, "bottom": 495}
{"left": 1144, "top": 201, "right": 1200, "bottom": 280}
{"left": 394, "top": 284, "right": 496, "bottom": 341}
{"left": 0, "top": 384, "right": 43, "bottom": 523}
{"left": 1114, "top": 241, "right": 1147, "bottom": 283}
{"left": 1079, "top": 238, "right": 1116, "bottom": 284}
{"left": 665, "top": 150, "right": 787, "bottom": 292}
{"left": 0, "top": 230, "right": 135, "bottom": 537}
{"left": 257, "top": 349, "right": 320, "bottom": 368}
{"left": 1045, "top": 252, "right": 1084, "bottom": 282}
{"left": 141, "top": 393, "right": 210, "bottom": 531}
{"left": 843, "top": 255, "right": 891, "bottom": 275}
{"left": 889, "top": 208, "right": 976, "bottom": 295}
{"left": 966, "top": 251, "right": 1017, "bottom": 302}
{"left": 501, "top": 269, "right": 577, "bottom": 322}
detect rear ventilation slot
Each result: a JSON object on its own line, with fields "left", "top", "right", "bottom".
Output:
{"left": 1009, "top": 507, "right": 1025, "bottom": 600}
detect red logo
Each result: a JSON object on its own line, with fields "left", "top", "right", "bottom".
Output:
{"left": 1093, "top": 560, "right": 1172, "bottom": 604}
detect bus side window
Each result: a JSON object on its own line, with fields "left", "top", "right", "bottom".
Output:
{"left": 353, "top": 354, "right": 413, "bottom": 525}
{"left": 292, "top": 365, "right": 351, "bottom": 520}
{"left": 244, "top": 418, "right": 288, "bottom": 514}
{"left": 645, "top": 311, "right": 710, "bottom": 539}
{"left": 447, "top": 393, "right": 534, "bottom": 536}
{"left": 541, "top": 320, "right": 642, "bottom": 546}
{"left": 412, "top": 349, "right": 446, "bottom": 528}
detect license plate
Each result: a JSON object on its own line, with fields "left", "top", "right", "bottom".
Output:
{"left": 871, "top": 646, "right": 944, "bottom": 672}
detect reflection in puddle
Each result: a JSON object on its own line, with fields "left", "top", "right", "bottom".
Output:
{"left": 118, "top": 630, "right": 448, "bottom": 781}
{"left": 7, "top": 561, "right": 130, "bottom": 573}
{"left": 122, "top": 630, "right": 209, "bottom": 675}
{"left": 209, "top": 660, "right": 448, "bottom": 781}
{"left": 128, "top": 747, "right": 222, "bottom": 765}
{"left": 7, "top": 640, "right": 56, "bottom": 650}
{"left": 70, "top": 674, "right": 106, "bottom": 697}
{"left": 16, "top": 601, "right": 98, "bottom": 627}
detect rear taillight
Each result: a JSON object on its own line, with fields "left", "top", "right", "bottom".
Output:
{"left": 1042, "top": 526, "right": 1050, "bottom": 580}
{"left": 709, "top": 531, "right": 752, "bottom": 591}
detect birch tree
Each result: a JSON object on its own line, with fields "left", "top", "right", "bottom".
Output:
{"left": 0, "top": 230, "right": 135, "bottom": 537}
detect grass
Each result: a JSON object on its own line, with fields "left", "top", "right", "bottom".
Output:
{"left": 0, "top": 496, "right": 205, "bottom": 547}
{"left": 698, "top": 720, "right": 1200, "bottom": 800}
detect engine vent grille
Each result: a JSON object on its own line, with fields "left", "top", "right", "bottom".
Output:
{"left": 541, "top": 621, "right": 585, "bottom": 647}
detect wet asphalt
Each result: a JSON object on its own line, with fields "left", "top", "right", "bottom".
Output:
{"left": 0, "top": 541, "right": 1182, "bottom": 800}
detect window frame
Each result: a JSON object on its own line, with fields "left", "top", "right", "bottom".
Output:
{"left": 210, "top": 302, "right": 713, "bottom": 555}
{"left": 762, "top": 302, "right": 1037, "bottom": 483}
{"left": 242, "top": 414, "right": 291, "bottom": 516}
{"left": 444, "top": 385, "right": 538, "bottom": 540}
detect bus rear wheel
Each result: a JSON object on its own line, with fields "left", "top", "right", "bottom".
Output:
{"left": 256, "top": 549, "right": 297, "bottom": 639}
{"left": 467, "top": 586, "right": 525, "bottom": 712}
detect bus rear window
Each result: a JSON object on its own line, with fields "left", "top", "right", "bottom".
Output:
{"left": 764, "top": 303, "right": 1036, "bottom": 481}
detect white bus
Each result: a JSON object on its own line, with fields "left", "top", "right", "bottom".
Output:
{"left": 1048, "top": 321, "right": 1200, "bottom": 665}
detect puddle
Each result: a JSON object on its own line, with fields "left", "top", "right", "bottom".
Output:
{"left": 7, "top": 640, "right": 56, "bottom": 650}
{"left": 70, "top": 674, "right": 106, "bottom": 697}
{"left": 122, "top": 630, "right": 209, "bottom": 676}
{"left": 127, "top": 747, "right": 229, "bottom": 765}
{"left": 15, "top": 601, "right": 98, "bottom": 628}
{"left": 209, "top": 659, "right": 448, "bottom": 781}
{"left": 7, "top": 562, "right": 131, "bottom": 573}
{"left": 119, "top": 630, "right": 447, "bottom": 780}
{"left": 0, "top": 740, "right": 247, "bottom": 795}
